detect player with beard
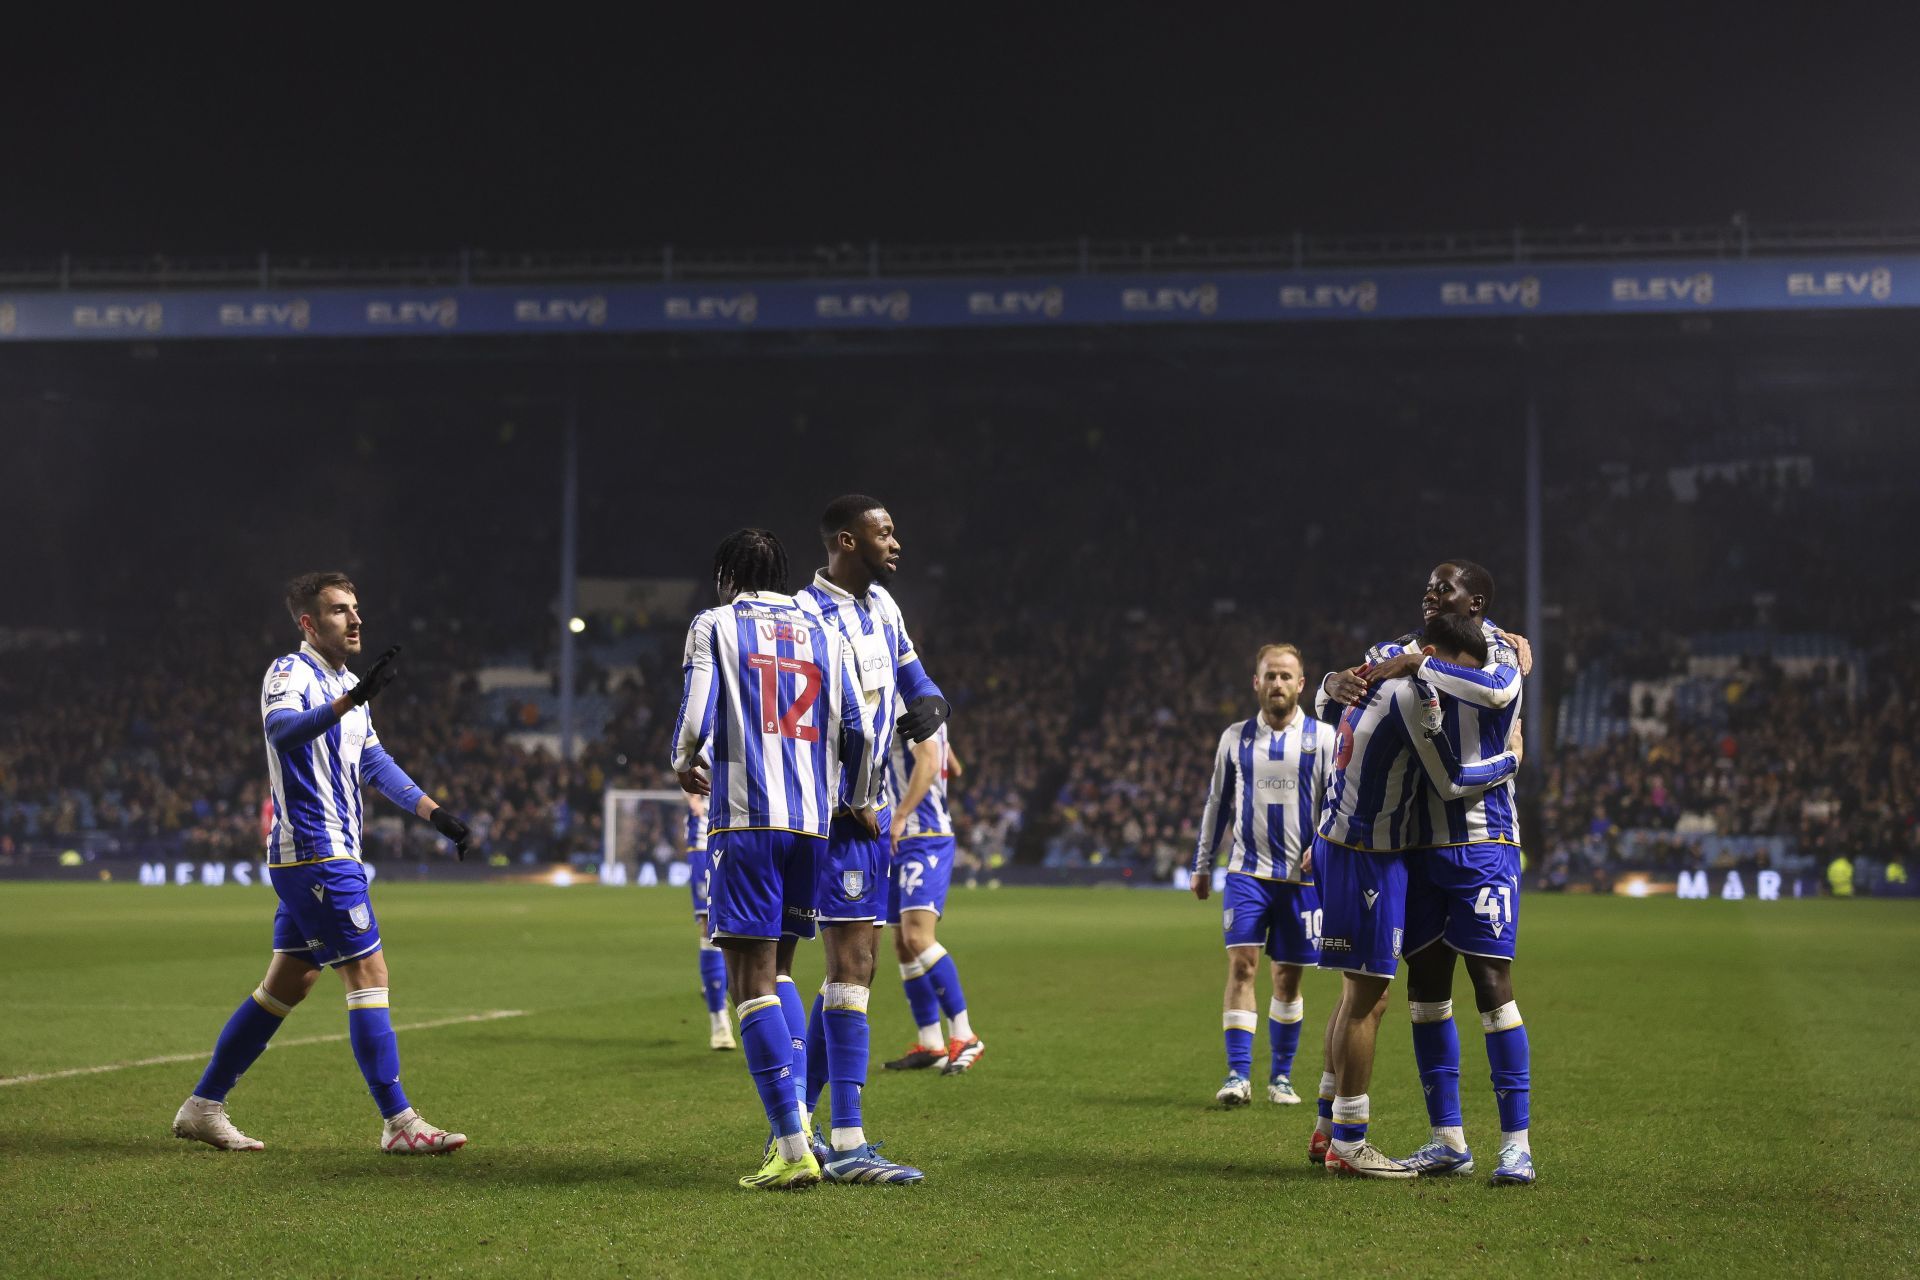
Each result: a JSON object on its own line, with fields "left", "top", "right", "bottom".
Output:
{"left": 172, "top": 572, "right": 474, "bottom": 1155}
{"left": 1306, "top": 560, "right": 1533, "bottom": 1176}
{"left": 783, "top": 495, "right": 950, "bottom": 1183}
{"left": 1191, "top": 644, "right": 1328, "bottom": 1108}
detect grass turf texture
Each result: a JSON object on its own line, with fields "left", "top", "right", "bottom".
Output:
{"left": 1, "top": 884, "right": 1914, "bottom": 1277}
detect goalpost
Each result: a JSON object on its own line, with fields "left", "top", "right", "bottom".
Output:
{"left": 600, "top": 788, "right": 694, "bottom": 886}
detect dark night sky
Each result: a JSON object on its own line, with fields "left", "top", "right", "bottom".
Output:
{"left": 3, "top": 6, "right": 1917, "bottom": 254}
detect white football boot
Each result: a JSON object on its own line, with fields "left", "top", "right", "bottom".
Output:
{"left": 1215, "top": 1074, "right": 1253, "bottom": 1106}
{"left": 379, "top": 1108, "right": 467, "bottom": 1155}
{"left": 1267, "top": 1074, "right": 1302, "bottom": 1105}
{"left": 1325, "top": 1139, "right": 1416, "bottom": 1179}
{"left": 172, "top": 1096, "right": 265, "bottom": 1151}
{"left": 710, "top": 1011, "right": 738, "bottom": 1050}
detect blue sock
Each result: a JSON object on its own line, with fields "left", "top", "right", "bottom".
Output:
{"left": 737, "top": 997, "right": 803, "bottom": 1138}
{"left": 901, "top": 962, "right": 941, "bottom": 1031}
{"left": 822, "top": 983, "right": 870, "bottom": 1142}
{"left": 803, "top": 991, "right": 828, "bottom": 1116}
{"left": 1482, "top": 1002, "right": 1531, "bottom": 1136}
{"left": 920, "top": 944, "right": 968, "bottom": 1019}
{"left": 775, "top": 977, "right": 808, "bottom": 1108}
{"left": 698, "top": 948, "right": 727, "bottom": 1015}
{"left": 345, "top": 988, "right": 409, "bottom": 1118}
{"left": 1268, "top": 997, "right": 1304, "bottom": 1078}
{"left": 1223, "top": 1010, "right": 1255, "bottom": 1078}
{"left": 1411, "top": 1000, "right": 1464, "bottom": 1133}
{"left": 193, "top": 987, "right": 291, "bottom": 1102}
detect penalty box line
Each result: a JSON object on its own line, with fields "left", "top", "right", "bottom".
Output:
{"left": 0, "top": 1010, "right": 530, "bottom": 1088}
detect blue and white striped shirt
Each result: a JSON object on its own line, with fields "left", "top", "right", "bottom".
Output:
{"left": 260, "top": 641, "right": 424, "bottom": 865}
{"left": 798, "top": 571, "right": 944, "bottom": 810}
{"left": 672, "top": 591, "right": 880, "bottom": 838}
{"left": 888, "top": 713, "right": 953, "bottom": 841}
{"left": 685, "top": 803, "right": 709, "bottom": 853}
{"left": 1194, "top": 708, "right": 1329, "bottom": 882}
{"left": 1318, "top": 678, "right": 1519, "bottom": 854}
{"left": 1412, "top": 680, "right": 1523, "bottom": 847}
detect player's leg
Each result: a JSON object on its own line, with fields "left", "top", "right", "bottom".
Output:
{"left": 1465, "top": 954, "right": 1533, "bottom": 1185}
{"left": 715, "top": 831, "right": 821, "bottom": 1190}
{"left": 898, "top": 839, "right": 979, "bottom": 1074}
{"left": 885, "top": 854, "right": 947, "bottom": 1069}
{"left": 813, "top": 811, "right": 922, "bottom": 1183}
{"left": 1315, "top": 838, "right": 1413, "bottom": 1178}
{"left": 1263, "top": 882, "right": 1318, "bottom": 1105}
{"left": 1440, "top": 841, "right": 1532, "bottom": 1185}
{"left": 331, "top": 947, "right": 463, "bottom": 1155}
{"left": 696, "top": 913, "right": 735, "bottom": 1050}
{"left": 1218, "top": 944, "right": 1260, "bottom": 1105}
{"left": 1396, "top": 849, "right": 1472, "bottom": 1174}
{"left": 1266, "top": 962, "right": 1305, "bottom": 1103}
{"left": 174, "top": 945, "right": 320, "bottom": 1150}
{"left": 772, "top": 933, "right": 810, "bottom": 1130}
{"left": 1309, "top": 982, "right": 1346, "bottom": 1164}
{"left": 886, "top": 910, "right": 948, "bottom": 1069}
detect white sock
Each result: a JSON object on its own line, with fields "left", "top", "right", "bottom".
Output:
{"left": 1502, "top": 1128, "right": 1531, "bottom": 1154}
{"left": 709, "top": 1010, "right": 730, "bottom": 1033}
{"left": 775, "top": 1132, "right": 810, "bottom": 1162}
{"left": 917, "top": 1023, "right": 945, "bottom": 1052}
{"left": 1315, "top": 1070, "right": 1337, "bottom": 1134}
{"left": 830, "top": 1125, "right": 866, "bottom": 1152}
{"left": 950, "top": 1009, "right": 974, "bottom": 1041}
{"left": 1435, "top": 1125, "right": 1467, "bottom": 1151}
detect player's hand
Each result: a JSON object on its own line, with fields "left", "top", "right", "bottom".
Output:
{"left": 429, "top": 807, "right": 472, "bottom": 860}
{"left": 852, "top": 806, "right": 881, "bottom": 838}
{"left": 676, "top": 768, "right": 711, "bottom": 797}
{"left": 1192, "top": 874, "right": 1211, "bottom": 901}
{"left": 1507, "top": 719, "right": 1526, "bottom": 768}
{"left": 1325, "top": 667, "right": 1369, "bottom": 706}
{"left": 1364, "top": 653, "right": 1423, "bottom": 685}
{"left": 347, "top": 646, "right": 401, "bottom": 707}
{"left": 1415, "top": 681, "right": 1444, "bottom": 737}
{"left": 889, "top": 810, "right": 908, "bottom": 844}
{"left": 1497, "top": 631, "right": 1534, "bottom": 677}
{"left": 897, "top": 695, "right": 951, "bottom": 744}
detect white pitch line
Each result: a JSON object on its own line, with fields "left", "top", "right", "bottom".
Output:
{"left": 0, "top": 1010, "right": 529, "bottom": 1087}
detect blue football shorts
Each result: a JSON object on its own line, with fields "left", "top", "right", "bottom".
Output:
{"left": 1405, "top": 840, "right": 1522, "bottom": 961}
{"left": 1312, "top": 834, "right": 1407, "bottom": 979}
{"left": 268, "top": 858, "right": 383, "bottom": 968}
{"left": 817, "top": 806, "right": 891, "bottom": 925}
{"left": 708, "top": 828, "right": 820, "bottom": 941}
{"left": 688, "top": 847, "right": 713, "bottom": 918}
{"left": 887, "top": 834, "right": 957, "bottom": 925}
{"left": 1221, "top": 871, "right": 1322, "bottom": 966}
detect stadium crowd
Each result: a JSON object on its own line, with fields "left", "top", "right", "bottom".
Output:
{"left": 5, "top": 344, "right": 1917, "bottom": 892}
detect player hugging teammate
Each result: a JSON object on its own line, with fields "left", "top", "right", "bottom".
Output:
{"left": 1199, "top": 561, "right": 1539, "bottom": 1187}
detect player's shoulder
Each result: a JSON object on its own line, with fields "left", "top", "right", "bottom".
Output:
{"left": 264, "top": 651, "right": 314, "bottom": 686}
{"left": 1366, "top": 633, "right": 1418, "bottom": 664}
{"left": 868, "top": 582, "right": 905, "bottom": 618}
{"left": 1222, "top": 718, "right": 1254, "bottom": 747}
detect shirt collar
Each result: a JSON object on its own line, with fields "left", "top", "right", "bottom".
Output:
{"left": 735, "top": 590, "right": 795, "bottom": 605}
{"left": 300, "top": 640, "right": 346, "bottom": 674}
{"left": 1258, "top": 705, "right": 1304, "bottom": 735}
{"left": 810, "top": 569, "right": 869, "bottom": 606}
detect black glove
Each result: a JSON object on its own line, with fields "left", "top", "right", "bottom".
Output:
{"left": 347, "top": 646, "right": 402, "bottom": 707}
{"left": 430, "top": 806, "right": 472, "bottom": 860}
{"left": 896, "top": 694, "right": 952, "bottom": 744}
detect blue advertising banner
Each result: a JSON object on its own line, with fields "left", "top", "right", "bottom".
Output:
{"left": 0, "top": 256, "right": 1909, "bottom": 342}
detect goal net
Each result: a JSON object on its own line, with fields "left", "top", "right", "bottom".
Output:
{"left": 600, "top": 788, "right": 695, "bottom": 887}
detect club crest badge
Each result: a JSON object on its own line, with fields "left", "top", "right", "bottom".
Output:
{"left": 348, "top": 903, "right": 372, "bottom": 933}
{"left": 841, "top": 870, "right": 865, "bottom": 898}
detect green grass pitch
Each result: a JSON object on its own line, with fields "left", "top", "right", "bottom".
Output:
{"left": 1, "top": 883, "right": 1915, "bottom": 1276}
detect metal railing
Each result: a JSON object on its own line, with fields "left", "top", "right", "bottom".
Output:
{"left": 2, "top": 223, "right": 1918, "bottom": 291}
